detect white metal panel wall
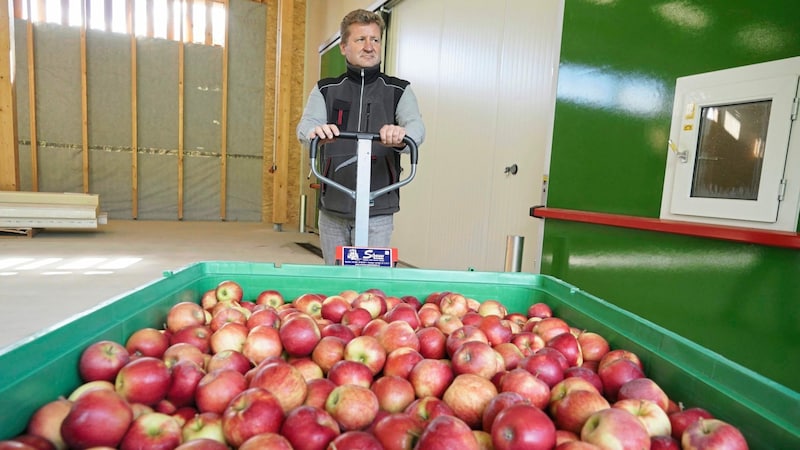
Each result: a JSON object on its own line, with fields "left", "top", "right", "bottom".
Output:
{"left": 387, "top": 0, "right": 563, "bottom": 272}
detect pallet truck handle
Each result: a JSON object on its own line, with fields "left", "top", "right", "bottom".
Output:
{"left": 309, "top": 132, "right": 418, "bottom": 202}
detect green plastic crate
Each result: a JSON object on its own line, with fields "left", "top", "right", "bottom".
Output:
{"left": 0, "top": 262, "right": 797, "bottom": 449}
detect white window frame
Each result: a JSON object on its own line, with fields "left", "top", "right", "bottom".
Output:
{"left": 661, "top": 57, "right": 800, "bottom": 232}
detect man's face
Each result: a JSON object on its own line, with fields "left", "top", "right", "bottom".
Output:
{"left": 340, "top": 23, "right": 382, "bottom": 68}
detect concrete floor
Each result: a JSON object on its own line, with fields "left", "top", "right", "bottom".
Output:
{"left": 0, "top": 220, "right": 323, "bottom": 350}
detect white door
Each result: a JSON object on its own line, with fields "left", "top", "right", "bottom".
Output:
{"left": 385, "top": 0, "right": 563, "bottom": 272}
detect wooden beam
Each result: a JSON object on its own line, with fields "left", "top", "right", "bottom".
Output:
{"left": 128, "top": 0, "right": 139, "bottom": 218}
{"left": 178, "top": 38, "right": 185, "bottom": 219}
{"left": 271, "top": 0, "right": 294, "bottom": 225}
{"left": 26, "top": 3, "right": 38, "bottom": 191}
{"left": 0, "top": 0, "right": 20, "bottom": 191}
{"left": 80, "top": 0, "right": 89, "bottom": 193}
{"left": 219, "top": 0, "right": 229, "bottom": 219}
{"left": 204, "top": 0, "right": 212, "bottom": 45}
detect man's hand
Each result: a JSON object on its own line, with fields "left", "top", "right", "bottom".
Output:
{"left": 380, "top": 124, "right": 407, "bottom": 147}
{"left": 308, "top": 124, "right": 340, "bottom": 145}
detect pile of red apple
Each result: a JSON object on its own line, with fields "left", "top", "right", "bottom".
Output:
{"left": 2, "top": 280, "right": 750, "bottom": 450}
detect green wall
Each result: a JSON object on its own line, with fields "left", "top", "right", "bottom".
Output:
{"left": 543, "top": 0, "right": 800, "bottom": 391}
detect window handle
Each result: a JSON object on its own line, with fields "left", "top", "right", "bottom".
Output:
{"left": 668, "top": 140, "right": 688, "bottom": 163}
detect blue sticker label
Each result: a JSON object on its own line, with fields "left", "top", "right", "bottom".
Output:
{"left": 340, "top": 247, "right": 395, "bottom": 267}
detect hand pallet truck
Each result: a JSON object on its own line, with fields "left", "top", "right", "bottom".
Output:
{"left": 310, "top": 131, "right": 419, "bottom": 267}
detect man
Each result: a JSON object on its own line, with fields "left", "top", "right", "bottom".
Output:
{"left": 297, "top": 9, "right": 425, "bottom": 265}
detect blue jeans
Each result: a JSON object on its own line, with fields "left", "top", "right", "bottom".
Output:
{"left": 318, "top": 210, "right": 394, "bottom": 265}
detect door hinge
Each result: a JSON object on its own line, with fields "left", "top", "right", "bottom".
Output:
{"left": 792, "top": 97, "right": 799, "bottom": 121}
{"left": 778, "top": 179, "right": 787, "bottom": 201}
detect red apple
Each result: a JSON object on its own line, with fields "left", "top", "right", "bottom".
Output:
{"left": 404, "top": 396, "right": 455, "bottom": 426}
{"left": 119, "top": 412, "right": 182, "bottom": 450}
{"left": 443, "top": 373, "right": 498, "bottom": 429}
{"left": 580, "top": 408, "right": 650, "bottom": 450}
{"left": 498, "top": 367, "right": 551, "bottom": 410}
{"left": 434, "top": 314, "right": 464, "bottom": 336}
{"left": 492, "top": 342, "right": 525, "bottom": 371}
{"left": 166, "top": 360, "right": 206, "bottom": 408}
{"left": 613, "top": 398, "right": 672, "bottom": 437}
{"left": 533, "top": 317, "right": 571, "bottom": 343}
{"left": 563, "top": 366, "right": 604, "bottom": 395}
{"left": 78, "top": 340, "right": 131, "bottom": 382}
{"left": 215, "top": 280, "right": 244, "bottom": 303}
{"left": 327, "top": 431, "right": 383, "bottom": 450}
{"left": 598, "top": 349, "right": 643, "bottom": 372}
{"left": 195, "top": 368, "right": 248, "bottom": 414}
{"left": 344, "top": 335, "right": 387, "bottom": 375}
{"left": 255, "top": 289, "right": 284, "bottom": 309}
{"left": 617, "top": 377, "right": 670, "bottom": 412}
{"left": 209, "top": 306, "right": 248, "bottom": 332}
{"left": 438, "top": 293, "right": 469, "bottom": 318}
{"left": 478, "top": 316, "right": 513, "bottom": 346}
{"left": 416, "top": 326, "right": 447, "bottom": 359}
{"left": 377, "top": 320, "right": 420, "bottom": 354}
{"left": 206, "top": 349, "right": 252, "bottom": 375}
{"left": 481, "top": 391, "right": 526, "bottom": 432}
{"left": 417, "top": 304, "right": 442, "bottom": 328}
{"left": 550, "top": 376, "right": 602, "bottom": 414}
{"left": 280, "top": 405, "right": 340, "bottom": 450}
{"left": 576, "top": 331, "right": 610, "bottom": 362}
{"left": 553, "top": 389, "right": 610, "bottom": 434}
{"left": 383, "top": 347, "right": 424, "bottom": 379}
{"left": 651, "top": 435, "right": 682, "bottom": 450}
{"left": 682, "top": 418, "right": 748, "bottom": 450}
{"left": 372, "top": 412, "right": 425, "bottom": 450}
{"left": 476, "top": 299, "right": 507, "bottom": 318}
{"left": 362, "top": 318, "right": 389, "bottom": 338}
{"left": 327, "top": 359, "right": 374, "bottom": 388}
{"left": 4, "top": 435, "right": 54, "bottom": 450}
{"left": 289, "top": 357, "right": 324, "bottom": 381}
{"left": 209, "top": 322, "right": 249, "bottom": 354}
{"left": 597, "top": 358, "right": 646, "bottom": 401}
{"left": 451, "top": 340, "right": 500, "bottom": 379}
{"left": 668, "top": 407, "right": 714, "bottom": 440}
{"left": 181, "top": 412, "right": 225, "bottom": 445}
{"left": 242, "top": 324, "right": 283, "bottom": 365}
{"left": 125, "top": 327, "right": 171, "bottom": 358}
{"left": 26, "top": 398, "right": 72, "bottom": 450}
{"left": 311, "top": 336, "right": 347, "bottom": 375}
{"left": 520, "top": 351, "right": 565, "bottom": 388}
{"left": 416, "top": 415, "right": 479, "bottom": 450}
{"left": 249, "top": 359, "right": 308, "bottom": 413}
{"left": 527, "top": 302, "right": 552, "bottom": 318}
{"left": 60, "top": 389, "right": 133, "bottom": 449}
{"left": 371, "top": 375, "right": 416, "bottom": 413}
{"left": 547, "top": 332, "right": 583, "bottom": 367}
{"left": 462, "top": 311, "right": 483, "bottom": 327}
{"left": 200, "top": 289, "right": 219, "bottom": 311}
{"left": 238, "top": 432, "right": 293, "bottom": 450}
{"left": 304, "top": 378, "right": 337, "bottom": 410}
{"left": 321, "top": 295, "right": 351, "bottom": 323}
{"left": 293, "top": 293, "right": 325, "bottom": 318}
{"left": 408, "top": 358, "right": 454, "bottom": 399}
{"left": 511, "top": 331, "right": 546, "bottom": 357}
{"left": 445, "top": 325, "right": 489, "bottom": 357}
{"left": 325, "top": 384, "right": 379, "bottom": 431}
{"left": 384, "top": 303, "right": 421, "bottom": 330}
{"left": 321, "top": 323, "right": 356, "bottom": 343}
{"left": 167, "top": 301, "right": 208, "bottom": 334}
{"left": 279, "top": 313, "right": 321, "bottom": 357}
{"left": 491, "top": 403, "right": 556, "bottom": 450}
{"left": 175, "top": 438, "right": 229, "bottom": 450}
{"left": 341, "top": 307, "right": 373, "bottom": 335}
{"left": 245, "top": 306, "right": 281, "bottom": 330}
{"left": 352, "top": 292, "right": 388, "bottom": 319}
{"left": 67, "top": 380, "right": 115, "bottom": 401}
{"left": 163, "top": 342, "right": 207, "bottom": 369}
{"left": 221, "top": 387, "right": 284, "bottom": 447}
{"left": 170, "top": 325, "right": 212, "bottom": 355}
{"left": 114, "top": 356, "right": 171, "bottom": 406}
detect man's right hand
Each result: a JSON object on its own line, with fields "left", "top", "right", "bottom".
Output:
{"left": 308, "top": 124, "right": 340, "bottom": 145}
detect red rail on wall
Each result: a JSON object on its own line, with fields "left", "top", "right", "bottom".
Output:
{"left": 530, "top": 206, "right": 800, "bottom": 250}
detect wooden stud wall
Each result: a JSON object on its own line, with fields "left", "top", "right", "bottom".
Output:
{"left": 0, "top": 0, "right": 306, "bottom": 229}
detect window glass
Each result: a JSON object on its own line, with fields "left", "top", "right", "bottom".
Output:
{"left": 691, "top": 101, "right": 771, "bottom": 200}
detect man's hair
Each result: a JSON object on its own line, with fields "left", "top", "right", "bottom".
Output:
{"left": 340, "top": 9, "right": 385, "bottom": 42}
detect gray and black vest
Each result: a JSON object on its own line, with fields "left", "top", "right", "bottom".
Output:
{"left": 316, "top": 63, "right": 410, "bottom": 219}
